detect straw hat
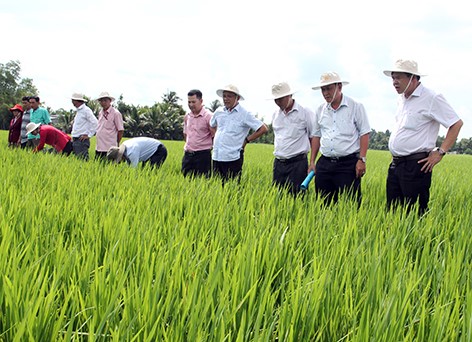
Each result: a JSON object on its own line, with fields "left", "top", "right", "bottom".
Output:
{"left": 106, "top": 145, "right": 126, "bottom": 163}
{"left": 9, "top": 104, "right": 24, "bottom": 113}
{"left": 312, "top": 72, "right": 349, "bottom": 90}
{"left": 268, "top": 82, "right": 296, "bottom": 100}
{"left": 383, "top": 59, "right": 425, "bottom": 77}
{"left": 26, "top": 122, "right": 41, "bottom": 135}
{"left": 71, "top": 93, "right": 88, "bottom": 102}
{"left": 216, "top": 84, "right": 244, "bottom": 100}
{"left": 96, "top": 91, "right": 115, "bottom": 101}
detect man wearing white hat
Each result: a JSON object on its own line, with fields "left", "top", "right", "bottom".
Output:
{"left": 270, "top": 82, "right": 316, "bottom": 195}
{"left": 210, "top": 84, "right": 268, "bottom": 182}
{"left": 95, "top": 91, "right": 124, "bottom": 160}
{"left": 310, "top": 72, "right": 371, "bottom": 205}
{"left": 383, "top": 59, "right": 463, "bottom": 214}
{"left": 106, "top": 137, "right": 167, "bottom": 168}
{"left": 71, "top": 93, "right": 98, "bottom": 160}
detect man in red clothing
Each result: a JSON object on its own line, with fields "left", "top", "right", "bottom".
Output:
{"left": 25, "top": 123, "right": 73, "bottom": 155}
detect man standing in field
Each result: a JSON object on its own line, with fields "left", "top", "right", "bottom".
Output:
{"left": 71, "top": 93, "right": 98, "bottom": 160}
{"left": 182, "top": 89, "right": 215, "bottom": 177}
{"left": 106, "top": 137, "right": 167, "bottom": 168}
{"left": 310, "top": 72, "right": 371, "bottom": 205}
{"left": 25, "top": 123, "right": 73, "bottom": 155}
{"left": 210, "top": 84, "right": 268, "bottom": 182}
{"left": 270, "top": 82, "right": 316, "bottom": 195}
{"left": 95, "top": 92, "right": 124, "bottom": 160}
{"left": 383, "top": 59, "right": 463, "bottom": 215}
{"left": 20, "top": 96, "right": 32, "bottom": 148}
{"left": 28, "top": 96, "right": 51, "bottom": 147}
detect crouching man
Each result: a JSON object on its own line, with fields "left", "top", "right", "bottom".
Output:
{"left": 107, "top": 137, "right": 167, "bottom": 168}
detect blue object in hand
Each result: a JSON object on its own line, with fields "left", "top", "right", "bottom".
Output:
{"left": 300, "top": 170, "right": 315, "bottom": 190}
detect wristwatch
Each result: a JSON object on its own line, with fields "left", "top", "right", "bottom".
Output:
{"left": 358, "top": 156, "right": 366, "bottom": 163}
{"left": 433, "top": 147, "right": 446, "bottom": 156}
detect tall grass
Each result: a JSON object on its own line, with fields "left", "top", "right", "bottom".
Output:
{"left": 0, "top": 131, "right": 470, "bottom": 341}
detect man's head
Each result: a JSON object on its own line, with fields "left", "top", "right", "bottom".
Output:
{"left": 383, "top": 59, "right": 424, "bottom": 97}
{"left": 187, "top": 89, "right": 203, "bottom": 115}
{"left": 216, "top": 84, "right": 244, "bottom": 110}
{"left": 22, "top": 96, "right": 31, "bottom": 110}
{"left": 71, "top": 93, "right": 87, "bottom": 108}
{"left": 312, "top": 72, "right": 348, "bottom": 105}
{"left": 26, "top": 122, "right": 41, "bottom": 135}
{"left": 29, "top": 96, "right": 40, "bottom": 110}
{"left": 96, "top": 92, "right": 115, "bottom": 110}
{"left": 270, "top": 82, "right": 295, "bottom": 112}
{"left": 106, "top": 145, "right": 126, "bottom": 163}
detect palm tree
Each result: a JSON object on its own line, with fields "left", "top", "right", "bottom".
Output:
{"left": 207, "top": 99, "right": 222, "bottom": 113}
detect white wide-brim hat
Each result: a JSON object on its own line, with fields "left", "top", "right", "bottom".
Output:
{"left": 96, "top": 91, "right": 115, "bottom": 102}
{"left": 106, "top": 145, "right": 126, "bottom": 163}
{"left": 26, "top": 122, "right": 41, "bottom": 135}
{"left": 71, "top": 93, "right": 88, "bottom": 102}
{"left": 312, "top": 72, "right": 349, "bottom": 90}
{"left": 383, "top": 59, "right": 426, "bottom": 77}
{"left": 216, "top": 84, "right": 244, "bottom": 100}
{"left": 267, "top": 82, "right": 297, "bottom": 100}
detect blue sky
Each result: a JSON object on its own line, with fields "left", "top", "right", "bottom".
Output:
{"left": 2, "top": 0, "right": 471, "bottom": 138}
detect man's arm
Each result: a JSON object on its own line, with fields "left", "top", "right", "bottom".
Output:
{"left": 356, "top": 133, "right": 369, "bottom": 178}
{"left": 309, "top": 136, "right": 320, "bottom": 173}
{"left": 244, "top": 124, "right": 268, "bottom": 148}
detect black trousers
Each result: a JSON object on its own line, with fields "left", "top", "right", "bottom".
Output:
{"left": 273, "top": 154, "right": 308, "bottom": 195}
{"left": 315, "top": 154, "right": 361, "bottom": 205}
{"left": 62, "top": 141, "right": 73, "bottom": 156}
{"left": 386, "top": 156, "right": 431, "bottom": 215}
{"left": 182, "top": 149, "right": 212, "bottom": 177}
{"left": 213, "top": 151, "right": 244, "bottom": 183}
{"left": 95, "top": 151, "right": 108, "bottom": 161}
{"left": 143, "top": 145, "right": 167, "bottom": 168}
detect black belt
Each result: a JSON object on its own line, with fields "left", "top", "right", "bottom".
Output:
{"left": 322, "top": 153, "right": 358, "bottom": 162}
{"left": 276, "top": 153, "right": 307, "bottom": 164}
{"left": 185, "top": 149, "right": 211, "bottom": 156}
{"left": 392, "top": 152, "right": 429, "bottom": 163}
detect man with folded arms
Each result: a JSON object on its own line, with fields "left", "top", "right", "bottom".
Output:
{"left": 383, "top": 59, "right": 463, "bottom": 215}
{"left": 182, "top": 89, "right": 215, "bottom": 177}
{"left": 310, "top": 72, "right": 371, "bottom": 205}
{"left": 71, "top": 93, "right": 98, "bottom": 160}
{"left": 270, "top": 82, "right": 316, "bottom": 195}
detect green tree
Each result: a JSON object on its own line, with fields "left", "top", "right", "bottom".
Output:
{"left": 207, "top": 99, "right": 222, "bottom": 112}
{"left": 52, "top": 108, "right": 75, "bottom": 133}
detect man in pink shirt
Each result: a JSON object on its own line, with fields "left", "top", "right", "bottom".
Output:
{"left": 25, "top": 123, "right": 73, "bottom": 155}
{"left": 182, "top": 89, "right": 215, "bottom": 177}
{"left": 95, "top": 92, "right": 124, "bottom": 160}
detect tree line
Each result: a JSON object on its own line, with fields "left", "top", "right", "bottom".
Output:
{"left": 1, "top": 59, "right": 470, "bottom": 153}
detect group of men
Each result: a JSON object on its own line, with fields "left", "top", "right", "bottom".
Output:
{"left": 7, "top": 59, "right": 463, "bottom": 214}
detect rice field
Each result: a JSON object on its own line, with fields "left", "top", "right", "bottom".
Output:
{"left": 0, "top": 131, "right": 471, "bottom": 341}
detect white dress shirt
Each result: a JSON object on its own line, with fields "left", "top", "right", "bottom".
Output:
{"left": 71, "top": 103, "right": 98, "bottom": 138}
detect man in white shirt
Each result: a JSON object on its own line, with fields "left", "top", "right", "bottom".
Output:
{"left": 71, "top": 93, "right": 98, "bottom": 160}
{"left": 270, "top": 82, "right": 316, "bottom": 195}
{"left": 106, "top": 137, "right": 167, "bottom": 168}
{"left": 310, "top": 72, "right": 371, "bottom": 205}
{"left": 384, "top": 59, "right": 463, "bottom": 215}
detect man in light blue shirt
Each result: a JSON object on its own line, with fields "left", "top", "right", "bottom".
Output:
{"left": 210, "top": 84, "right": 268, "bottom": 182}
{"left": 310, "top": 72, "right": 371, "bottom": 205}
{"left": 106, "top": 137, "right": 167, "bottom": 168}
{"left": 28, "top": 96, "right": 51, "bottom": 146}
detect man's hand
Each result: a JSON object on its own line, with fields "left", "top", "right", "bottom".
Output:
{"left": 419, "top": 151, "right": 443, "bottom": 172}
{"left": 356, "top": 160, "right": 366, "bottom": 178}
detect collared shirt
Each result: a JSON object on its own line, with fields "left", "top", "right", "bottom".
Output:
{"left": 36, "top": 125, "right": 71, "bottom": 152}
{"left": 210, "top": 103, "right": 264, "bottom": 162}
{"left": 183, "top": 107, "right": 213, "bottom": 152}
{"left": 71, "top": 103, "right": 98, "bottom": 138}
{"left": 122, "top": 137, "right": 162, "bottom": 167}
{"left": 272, "top": 100, "right": 316, "bottom": 159}
{"left": 96, "top": 106, "right": 124, "bottom": 152}
{"left": 20, "top": 109, "right": 31, "bottom": 143}
{"left": 388, "top": 84, "right": 461, "bottom": 157}
{"left": 28, "top": 107, "right": 51, "bottom": 139}
{"left": 314, "top": 94, "right": 371, "bottom": 157}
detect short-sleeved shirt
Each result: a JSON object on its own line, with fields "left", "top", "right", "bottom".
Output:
{"left": 71, "top": 104, "right": 98, "bottom": 138}
{"left": 314, "top": 95, "right": 371, "bottom": 157}
{"left": 28, "top": 107, "right": 51, "bottom": 139}
{"left": 210, "top": 103, "right": 264, "bottom": 162}
{"left": 388, "top": 84, "right": 461, "bottom": 157}
{"left": 96, "top": 106, "right": 124, "bottom": 152}
{"left": 272, "top": 100, "right": 316, "bottom": 159}
{"left": 20, "top": 109, "right": 31, "bottom": 143}
{"left": 36, "top": 125, "right": 71, "bottom": 152}
{"left": 122, "top": 137, "right": 162, "bottom": 167}
{"left": 183, "top": 107, "right": 213, "bottom": 152}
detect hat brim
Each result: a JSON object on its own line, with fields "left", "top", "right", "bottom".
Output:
{"left": 26, "top": 123, "right": 40, "bottom": 135}
{"left": 312, "top": 81, "right": 349, "bottom": 90}
{"left": 216, "top": 89, "right": 244, "bottom": 101}
{"left": 267, "top": 90, "right": 297, "bottom": 100}
{"left": 107, "top": 145, "right": 126, "bottom": 163}
{"left": 383, "top": 69, "right": 425, "bottom": 77}
{"left": 96, "top": 96, "right": 115, "bottom": 101}
{"left": 71, "top": 97, "right": 88, "bottom": 102}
